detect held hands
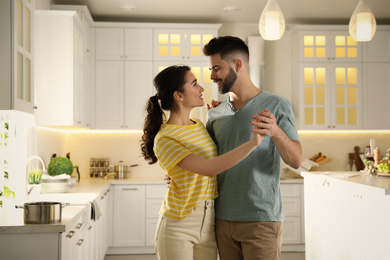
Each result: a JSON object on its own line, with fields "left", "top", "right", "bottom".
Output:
{"left": 251, "top": 109, "right": 280, "bottom": 138}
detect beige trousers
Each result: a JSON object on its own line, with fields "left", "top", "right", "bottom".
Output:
{"left": 216, "top": 219, "right": 283, "bottom": 260}
{"left": 155, "top": 200, "right": 217, "bottom": 260}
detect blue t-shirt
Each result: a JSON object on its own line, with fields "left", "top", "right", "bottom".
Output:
{"left": 206, "top": 90, "right": 300, "bottom": 222}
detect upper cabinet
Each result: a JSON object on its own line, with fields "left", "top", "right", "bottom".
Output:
{"left": 154, "top": 28, "right": 218, "bottom": 62}
{"left": 298, "top": 31, "right": 362, "bottom": 63}
{"left": 0, "top": 0, "right": 35, "bottom": 113}
{"left": 363, "top": 30, "right": 390, "bottom": 62}
{"left": 293, "top": 26, "right": 363, "bottom": 130}
{"left": 95, "top": 28, "right": 153, "bottom": 61}
{"left": 95, "top": 27, "right": 153, "bottom": 130}
{"left": 94, "top": 24, "right": 221, "bottom": 129}
{"left": 293, "top": 25, "right": 390, "bottom": 130}
{"left": 35, "top": 9, "right": 92, "bottom": 128}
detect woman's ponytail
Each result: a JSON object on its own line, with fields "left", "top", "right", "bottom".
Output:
{"left": 141, "top": 94, "right": 164, "bottom": 164}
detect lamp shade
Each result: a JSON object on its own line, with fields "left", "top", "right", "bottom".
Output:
{"left": 259, "top": 0, "right": 285, "bottom": 40}
{"left": 349, "top": 0, "right": 376, "bottom": 42}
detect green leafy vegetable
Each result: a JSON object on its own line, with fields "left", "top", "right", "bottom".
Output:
{"left": 28, "top": 168, "right": 43, "bottom": 184}
{"left": 48, "top": 157, "right": 73, "bottom": 176}
{"left": 377, "top": 163, "right": 390, "bottom": 173}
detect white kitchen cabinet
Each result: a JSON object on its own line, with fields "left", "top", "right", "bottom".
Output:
{"left": 108, "top": 184, "right": 166, "bottom": 254}
{"left": 95, "top": 60, "right": 153, "bottom": 129}
{"left": 303, "top": 172, "right": 390, "bottom": 260}
{"left": 35, "top": 10, "right": 91, "bottom": 128}
{"left": 298, "top": 62, "right": 362, "bottom": 129}
{"left": 363, "top": 30, "right": 390, "bottom": 62}
{"left": 94, "top": 27, "right": 154, "bottom": 130}
{"left": 153, "top": 28, "right": 218, "bottom": 62}
{"left": 280, "top": 182, "right": 305, "bottom": 251}
{"left": 145, "top": 184, "right": 167, "bottom": 247}
{"left": 95, "top": 28, "right": 153, "bottom": 61}
{"left": 297, "top": 30, "right": 362, "bottom": 63}
{"left": 362, "top": 63, "right": 390, "bottom": 129}
{"left": 113, "top": 185, "right": 146, "bottom": 247}
{"left": 293, "top": 26, "right": 363, "bottom": 130}
{"left": 0, "top": 0, "right": 35, "bottom": 113}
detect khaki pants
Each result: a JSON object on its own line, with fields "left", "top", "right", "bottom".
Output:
{"left": 216, "top": 219, "right": 282, "bottom": 260}
{"left": 155, "top": 200, "right": 217, "bottom": 260}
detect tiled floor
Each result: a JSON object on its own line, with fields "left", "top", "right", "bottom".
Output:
{"left": 105, "top": 252, "right": 305, "bottom": 260}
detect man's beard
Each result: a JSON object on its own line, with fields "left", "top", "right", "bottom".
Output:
{"left": 219, "top": 67, "right": 237, "bottom": 94}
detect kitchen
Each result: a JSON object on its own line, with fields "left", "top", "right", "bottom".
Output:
{"left": 1, "top": 0, "right": 390, "bottom": 259}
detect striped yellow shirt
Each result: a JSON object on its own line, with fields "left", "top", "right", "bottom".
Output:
{"left": 153, "top": 118, "right": 218, "bottom": 220}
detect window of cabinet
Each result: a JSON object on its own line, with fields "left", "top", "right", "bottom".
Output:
{"left": 300, "top": 63, "right": 362, "bottom": 129}
{"left": 299, "top": 31, "right": 362, "bottom": 63}
{"left": 154, "top": 29, "right": 216, "bottom": 61}
{"left": 0, "top": 0, "right": 34, "bottom": 113}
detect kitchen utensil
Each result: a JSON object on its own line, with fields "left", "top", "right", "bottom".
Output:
{"left": 15, "top": 202, "right": 70, "bottom": 224}
{"left": 114, "top": 161, "right": 138, "bottom": 179}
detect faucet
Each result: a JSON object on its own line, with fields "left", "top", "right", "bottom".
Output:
{"left": 104, "top": 172, "right": 117, "bottom": 180}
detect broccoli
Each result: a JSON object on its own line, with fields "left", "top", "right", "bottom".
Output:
{"left": 48, "top": 156, "right": 74, "bottom": 176}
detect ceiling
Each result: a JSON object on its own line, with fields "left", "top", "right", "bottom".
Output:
{"left": 51, "top": 0, "right": 390, "bottom": 25}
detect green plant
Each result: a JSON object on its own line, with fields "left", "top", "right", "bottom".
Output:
{"left": 48, "top": 156, "right": 73, "bottom": 176}
{"left": 28, "top": 168, "right": 43, "bottom": 184}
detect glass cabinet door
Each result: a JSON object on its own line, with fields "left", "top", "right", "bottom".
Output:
{"left": 154, "top": 30, "right": 187, "bottom": 61}
{"left": 330, "top": 64, "right": 362, "bottom": 129}
{"left": 300, "top": 64, "right": 331, "bottom": 129}
{"left": 14, "top": 0, "right": 34, "bottom": 113}
{"left": 299, "top": 31, "right": 362, "bottom": 63}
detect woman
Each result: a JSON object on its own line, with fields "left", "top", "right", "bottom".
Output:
{"left": 141, "top": 65, "right": 263, "bottom": 260}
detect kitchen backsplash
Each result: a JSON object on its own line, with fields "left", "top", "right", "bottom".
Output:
{"left": 35, "top": 127, "right": 390, "bottom": 180}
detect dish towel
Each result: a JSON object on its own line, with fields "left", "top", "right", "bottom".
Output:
{"left": 91, "top": 199, "right": 102, "bottom": 221}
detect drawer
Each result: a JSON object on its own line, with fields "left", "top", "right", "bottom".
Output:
{"left": 282, "top": 197, "right": 301, "bottom": 216}
{"left": 146, "top": 184, "right": 167, "bottom": 199}
{"left": 146, "top": 198, "right": 163, "bottom": 218}
{"left": 281, "top": 184, "right": 301, "bottom": 197}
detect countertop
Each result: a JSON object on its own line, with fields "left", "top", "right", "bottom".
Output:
{"left": 0, "top": 176, "right": 300, "bottom": 234}
{"left": 301, "top": 171, "right": 390, "bottom": 195}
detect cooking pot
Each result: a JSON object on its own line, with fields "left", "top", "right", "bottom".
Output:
{"left": 15, "top": 202, "right": 70, "bottom": 224}
{"left": 114, "top": 161, "right": 138, "bottom": 179}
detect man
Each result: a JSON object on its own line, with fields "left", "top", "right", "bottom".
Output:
{"left": 203, "top": 36, "right": 302, "bottom": 260}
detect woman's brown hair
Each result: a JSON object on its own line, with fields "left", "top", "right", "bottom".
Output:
{"left": 141, "top": 65, "right": 191, "bottom": 164}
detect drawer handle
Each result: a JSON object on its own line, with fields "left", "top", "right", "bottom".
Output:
{"left": 66, "top": 231, "right": 75, "bottom": 238}
{"left": 101, "top": 196, "right": 104, "bottom": 200}
{"left": 88, "top": 226, "right": 93, "bottom": 230}
{"left": 122, "top": 188, "right": 137, "bottom": 191}
{"left": 76, "top": 239, "right": 84, "bottom": 246}
{"left": 76, "top": 223, "right": 83, "bottom": 229}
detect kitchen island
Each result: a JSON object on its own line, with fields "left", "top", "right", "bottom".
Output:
{"left": 302, "top": 171, "right": 390, "bottom": 260}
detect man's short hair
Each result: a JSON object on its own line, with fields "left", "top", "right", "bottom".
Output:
{"left": 203, "top": 36, "right": 249, "bottom": 64}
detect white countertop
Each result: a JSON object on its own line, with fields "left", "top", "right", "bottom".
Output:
{"left": 0, "top": 176, "right": 300, "bottom": 234}
{"left": 301, "top": 171, "right": 390, "bottom": 195}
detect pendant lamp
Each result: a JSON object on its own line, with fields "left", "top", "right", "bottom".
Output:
{"left": 349, "top": 0, "right": 376, "bottom": 42}
{"left": 259, "top": 0, "right": 285, "bottom": 40}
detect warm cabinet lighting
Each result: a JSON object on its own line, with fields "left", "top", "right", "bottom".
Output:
{"left": 349, "top": 0, "right": 376, "bottom": 42}
{"left": 259, "top": 0, "right": 285, "bottom": 40}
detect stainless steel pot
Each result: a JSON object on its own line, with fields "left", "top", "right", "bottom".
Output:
{"left": 114, "top": 161, "right": 138, "bottom": 179}
{"left": 15, "top": 202, "right": 70, "bottom": 224}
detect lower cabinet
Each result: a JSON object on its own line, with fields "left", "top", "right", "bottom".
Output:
{"left": 108, "top": 184, "right": 166, "bottom": 254}
{"left": 280, "top": 182, "right": 305, "bottom": 252}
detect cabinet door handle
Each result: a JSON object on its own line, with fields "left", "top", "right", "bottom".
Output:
{"left": 76, "top": 239, "right": 84, "bottom": 246}
{"left": 122, "top": 188, "right": 137, "bottom": 191}
{"left": 66, "top": 231, "right": 76, "bottom": 238}
{"left": 101, "top": 196, "right": 105, "bottom": 200}
{"left": 88, "top": 226, "right": 93, "bottom": 230}
{"left": 76, "top": 223, "right": 83, "bottom": 229}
